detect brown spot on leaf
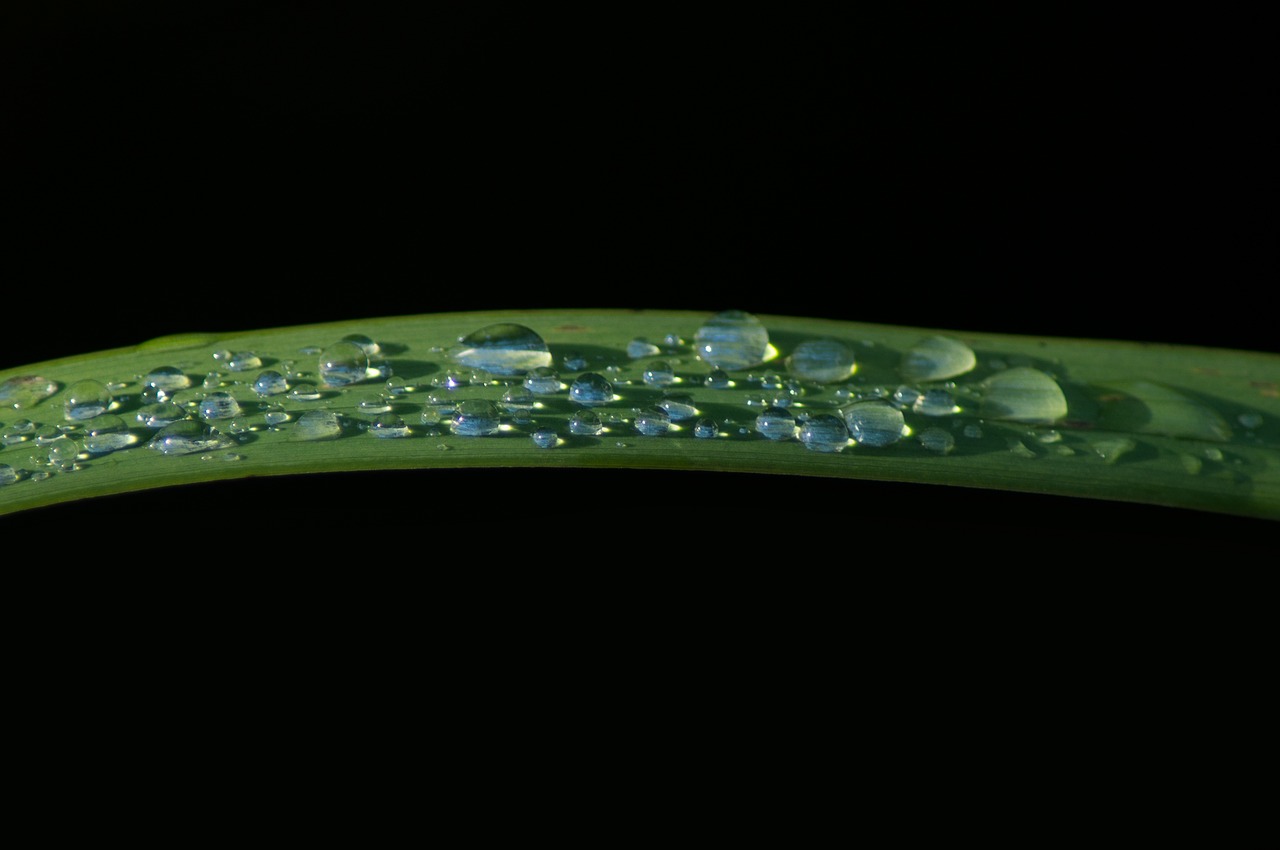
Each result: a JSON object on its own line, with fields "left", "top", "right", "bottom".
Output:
{"left": 553, "top": 325, "right": 589, "bottom": 332}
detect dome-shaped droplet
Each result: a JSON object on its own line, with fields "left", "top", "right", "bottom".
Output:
{"left": 694, "top": 310, "right": 770, "bottom": 371}
{"left": 786, "top": 339, "right": 856, "bottom": 383}
{"left": 900, "top": 336, "right": 976, "bottom": 382}
{"left": 81, "top": 414, "right": 134, "bottom": 453}
{"left": 319, "top": 341, "right": 369, "bottom": 387}
{"left": 531, "top": 427, "right": 558, "bottom": 448}
{"left": 370, "top": 414, "right": 409, "bottom": 438}
{"left": 642, "top": 360, "right": 676, "bottom": 387}
{"left": 64, "top": 379, "right": 112, "bottom": 421}
{"left": 979, "top": 368, "right": 1067, "bottom": 424}
{"left": 143, "top": 366, "right": 192, "bottom": 392}
{"left": 253, "top": 370, "right": 288, "bottom": 396}
{"left": 627, "top": 338, "right": 661, "bottom": 359}
{"left": 292, "top": 409, "right": 344, "bottom": 441}
{"left": 342, "top": 333, "right": 381, "bottom": 357}
{"left": 450, "top": 399, "right": 501, "bottom": 436}
{"left": 135, "top": 401, "right": 187, "bottom": 428}
{"left": 451, "top": 323, "right": 552, "bottom": 376}
{"left": 798, "top": 413, "right": 850, "bottom": 452}
{"left": 148, "top": 420, "right": 234, "bottom": 455}
{"left": 47, "top": 438, "right": 79, "bottom": 467}
{"left": 0, "top": 463, "right": 21, "bottom": 485}
{"left": 569, "top": 372, "right": 614, "bottom": 406}
{"left": 523, "top": 367, "right": 561, "bottom": 395}
{"left": 693, "top": 418, "right": 718, "bottom": 439}
{"left": 656, "top": 391, "right": 697, "bottom": 421}
{"left": 199, "top": 391, "right": 241, "bottom": 421}
{"left": 843, "top": 402, "right": 906, "bottom": 447}
{"left": 704, "top": 369, "right": 731, "bottom": 389}
{"left": 754, "top": 406, "right": 796, "bottom": 441}
{"left": 634, "top": 407, "right": 671, "bottom": 436}
{"left": 917, "top": 427, "right": 955, "bottom": 454}
{"left": 1, "top": 375, "right": 59, "bottom": 410}
{"left": 287, "top": 383, "right": 322, "bottom": 401}
{"left": 569, "top": 410, "right": 603, "bottom": 436}
{"left": 501, "top": 386, "right": 535, "bottom": 411}
{"left": 913, "top": 388, "right": 959, "bottom": 416}
{"left": 225, "top": 351, "right": 262, "bottom": 372}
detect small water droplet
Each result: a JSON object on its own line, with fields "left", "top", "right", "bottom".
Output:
{"left": 754, "top": 406, "right": 796, "bottom": 441}
{"left": 203, "top": 371, "right": 224, "bottom": 390}
{"left": 844, "top": 402, "right": 906, "bottom": 447}
{"left": 693, "top": 418, "right": 718, "bottom": 439}
{"left": 200, "top": 451, "right": 242, "bottom": 462}
{"left": 420, "top": 405, "right": 444, "bottom": 426}
{"left": 292, "top": 409, "right": 344, "bottom": 441}
{"left": 33, "top": 425, "right": 63, "bottom": 444}
{"left": 913, "top": 388, "right": 960, "bottom": 417}
{"left": 252, "top": 370, "right": 288, "bottom": 396}
{"left": 569, "top": 373, "right": 614, "bottom": 406}
{"left": 30, "top": 470, "right": 51, "bottom": 482}
{"left": 1035, "top": 429, "right": 1062, "bottom": 444}
{"left": 1180, "top": 453, "right": 1203, "bottom": 475}
{"left": 1053, "top": 445, "right": 1075, "bottom": 457}
{"left": 531, "top": 428, "right": 558, "bottom": 448}
{"left": 342, "top": 333, "right": 381, "bottom": 357}
{"left": 694, "top": 309, "right": 771, "bottom": 371}
{"left": 356, "top": 394, "right": 392, "bottom": 415}
{"left": 634, "top": 407, "right": 671, "bottom": 436}
{"left": 562, "top": 351, "right": 589, "bottom": 371}
{"left": 569, "top": 409, "right": 603, "bottom": 436}
{"left": 962, "top": 424, "right": 984, "bottom": 439}
{"left": 148, "top": 420, "right": 233, "bottom": 455}
{"left": 385, "top": 377, "right": 412, "bottom": 395}
{"left": 1090, "top": 436, "right": 1137, "bottom": 464}
{"left": 80, "top": 414, "right": 135, "bottom": 454}
{"left": 261, "top": 403, "right": 289, "bottom": 426}
{"left": 501, "top": 386, "right": 535, "bottom": 411}
{"left": 1007, "top": 439, "right": 1037, "bottom": 459}
{"left": 212, "top": 349, "right": 233, "bottom": 363}
{"left": 891, "top": 385, "right": 921, "bottom": 409}
{"left": 0, "top": 375, "right": 59, "bottom": 410}
{"left": 225, "top": 351, "right": 262, "bottom": 372}
{"left": 798, "top": 413, "right": 849, "bottom": 452}
{"left": 0, "top": 463, "right": 20, "bottom": 485}
{"left": 980, "top": 368, "right": 1068, "bottom": 424}
{"left": 287, "top": 383, "right": 322, "bottom": 402}
{"left": 627, "top": 338, "right": 661, "bottom": 359}
{"left": 900, "top": 336, "right": 977, "bottom": 382}
{"left": 1238, "top": 412, "right": 1263, "bottom": 429}
{"left": 199, "top": 391, "right": 241, "bottom": 421}
{"left": 319, "top": 341, "right": 369, "bottom": 387}
{"left": 1203, "top": 447, "right": 1224, "bottom": 462}
{"left": 704, "top": 369, "right": 732, "bottom": 389}
{"left": 917, "top": 427, "right": 955, "bottom": 455}
{"left": 298, "top": 345, "right": 323, "bottom": 355}
{"left": 47, "top": 439, "right": 80, "bottom": 467}
{"left": 656, "top": 391, "right": 697, "bottom": 421}
{"left": 370, "top": 414, "right": 410, "bottom": 438}
{"left": 642, "top": 360, "right": 676, "bottom": 387}
{"left": 143, "top": 366, "right": 192, "bottom": 392}
{"left": 450, "top": 399, "right": 501, "bottom": 436}
{"left": 662, "top": 333, "right": 684, "bottom": 347}
{"left": 451, "top": 324, "right": 552, "bottom": 376}
{"left": 786, "top": 339, "right": 856, "bottom": 383}
{"left": 523, "top": 367, "right": 561, "bottom": 395}
{"left": 1, "top": 419, "right": 36, "bottom": 445}
{"left": 135, "top": 401, "right": 188, "bottom": 428}
{"left": 64, "top": 379, "right": 112, "bottom": 421}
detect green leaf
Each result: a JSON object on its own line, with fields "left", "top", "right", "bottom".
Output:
{"left": 2, "top": 309, "right": 1277, "bottom": 520}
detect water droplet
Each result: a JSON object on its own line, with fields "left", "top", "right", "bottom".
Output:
{"left": 1096, "top": 380, "right": 1229, "bottom": 441}
{"left": 0, "top": 463, "right": 19, "bottom": 485}
{"left": 451, "top": 324, "right": 552, "bottom": 376}
{"left": 562, "top": 351, "right": 589, "bottom": 371}
{"left": 693, "top": 418, "right": 718, "bottom": 439}
{"left": 47, "top": 439, "right": 79, "bottom": 467}
{"left": 642, "top": 360, "right": 676, "bottom": 387}
{"left": 370, "top": 414, "right": 410, "bottom": 438}
{"left": 201, "top": 451, "right": 242, "bottom": 462}
{"left": 356, "top": 394, "right": 392, "bottom": 415}
{"left": 293, "top": 409, "right": 344, "bottom": 441}
{"left": 199, "top": 391, "right": 241, "bottom": 421}
{"left": 252, "top": 370, "right": 288, "bottom": 396}
{"left": 0, "top": 375, "right": 59, "bottom": 410}
{"left": 203, "top": 372, "right": 224, "bottom": 390}
{"left": 450, "top": 399, "right": 501, "bottom": 436}
{"left": 64, "top": 379, "right": 112, "bottom": 421}
{"left": 694, "top": 309, "right": 770, "bottom": 371}
{"left": 843, "top": 402, "right": 906, "bottom": 447}
{"left": 79, "top": 414, "right": 134, "bottom": 453}
{"left": 1007, "top": 440, "right": 1037, "bottom": 459}
{"left": 917, "top": 427, "right": 955, "bottom": 455}
{"left": 1089, "top": 436, "right": 1137, "bottom": 464}
{"left": 755, "top": 406, "right": 796, "bottom": 441}
{"left": 656, "top": 391, "right": 697, "bottom": 421}
{"left": 1053, "top": 445, "right": 1075, "bottom": 457}
{"left": 979, "top": 368, "right": 1068, "bottom": 424}
{"left": 892, "top": 385, "right": 922, "bottom": 409}
{"left": 385, "top": 377, "right": 411, "bottom": 395}
{"left": 786, "top": 339, "right": 856, "bottom": 383}
{"left": 225, "top": 351, "right": 262, "bottom": 372}
{"left": 1238, "top": 412, "right": 1263, "bottom": 429}
{"left": 319, "top": 341, "right": 369, "bottom": 387}
{"left": 704, "top": 369, "right": 731, "bottom": 389}
{"left": 634, "top": 407, "right": 671, "bottom": 436}
{"left": 30, "top": 470, "right": 51, "bottom": 482}
{"left": 627, "top": 338, "right": 661, "bottom": 359}
{"left": 531, "top": 428, "right": 558, "bottom": 448}
{"left": 287, "top": 383, "right": 322, "bottom": 402}
{"left": 569, "top": 410, "right": 603, "bottom": 436}
{"left": 913, "top": 388, "right": 960, "bottom": 417}
{"left": 342, "top": 333, "right": 381, "bottom": 357}
{"left": 569, "top": 373, "right": 614, "bottom": 406}
{"left": 1035, "top": 429, "right": 1062, "bottom": 444}
{"left": 212, "top": 349, "right": 233, "bottom": 363}
{"left": 900, "top": 336, "right": 977, "bottom": 382}
{"left": 142, "top": 366, "right": 192, "bottom": 392}
{"left": 148, "top": 420, "right": 233, "bottom": 455}
{"left": 1, "top": 419, "right": 36, "bottom": 445}
{"left": 522, "top": 367, "right": 561, "bottom": 395}
{"left": 962, "top": 424, "right": 984, "bottom": 439}
{"left": 298, "top": 345, "right": 323, "bottom": 355}
{"left": 420, "top": 404, "right": 444, "bottom": 426}
{"left": 1203, "top": 447, "right": 1224, "bottom": 462}
{"left": 135, "top": 401, "right": 188, "bottom": 428}
{"left": 798, "top": 413, "right": 850, "bottom": 452}
{"left": 33, "top": 425, "right": 63, "bottom": 444}
{"left": 1180, "top": 453, "right": 1203, "bottom": 475}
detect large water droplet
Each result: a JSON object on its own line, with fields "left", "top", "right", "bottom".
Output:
{"left": 253, "top": 370, "right": 288, "bottom": 397}
{"left": 226, "top": 351, "right": 262, "bottom": 372}
{"left": 755, "top": 406, "right": 796, "bottom": 441}
{"left": 143, "top": 366, "right": 192, "bottom": 392}
{"left": 634, "top": 407, "right": 671, "bottom": 436}
{"left": 798, "top": 413, "right": 850, "bottom": 452}
{"left": 81, "top": 414, "right": 135, "bottom": 453}
{"left": 523, "top": 367, "right": 561, "bottom": 395}
{"left": 694, "top": 310, "right": 770, "bottom": 371}
{"left": 287, "top": 383, "right": 322, "bottom": 402}
{"left": 64, "top": 379, "right": 112, "bottom": 421}
{"left": 0, "top": 375, "right": 59, "bottom": 410}
{"left": 656, "top": 392, "right": 697, "bottom": 421}
{"left": 1096, "top": 380, "right": 1231, "bottom": 442}
{"left": 135, "top": 401, "right": 188, "bottom": 428}
{"left": 319, "top": 341, "right": 369, "bottom": 387}
{"left": 569, "top": 410, "right": 603, "bottom": 436}
{"left": 450, "top": 399, "right": 501, "bottom": 436}
{"left": 148, "top": 420, "right": 233, "bottom": 455}
{"left": 913, "top": 388, "right": 960, "bottom": 416}
{"left": 843, "top": 402, "right": 906, "bottom": 447}
{"left": 900, "top": 336, "right": 976, "bottom": 382}
{"left": 199, "top": 391, "right": 241, "bottom": 421}
{"left": 293, "top": 409, "right": 344, "bottom": 441}
{"left": 642, "top": 360, "right": 676, "bottom": 387}
{"left": 451, "top": 324, "right": 552, "bottom": 376}
{"left": 342, "top": 333, "right": 381, "bottom": 357}
{"left": 786, "top": 339, "right": 855, "bottom": 383}
{"left": 979, "top": 368, "right": 1067, "bottom": 424}
{"left": 47, "top": 438, "right": 79, "bottom": 467}
{"left": 569, "top": 373, "right": 614, "bottom": 406}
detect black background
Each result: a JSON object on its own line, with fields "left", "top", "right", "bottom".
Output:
{"left": 1, "top": 3, "right": 1273, "bottom": 543}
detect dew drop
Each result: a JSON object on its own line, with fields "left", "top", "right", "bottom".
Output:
{"left": 143, "top": 366, "right": 192, "bottom": 392}
{"left": 135, "top": 401, "right": 188, "bottom": 429}
{"left": 385, "top": 377, "right": 411, "bottom": 396}
{"left": 148, "top": 420, "right": 233, "bottom": 455}
{"left": 287, "top": 383, "right": 322, "bottom": 402}
{"left": 261, "top": 404, "right": 289, "bottom": 426}
{"left": 917, "top": 427, "right": 955, "bottom": 455}
{"left": 694, "top": 310, "right": 770, "bottom": 371}
{"left": 451, "top": 323, "right": 552, "bottom": 376}
{"left": 2, "top": 419, "right": 35, "bottom": 445}
{"left": 523, "top": 367, "right": 561, "bottom": 395}
{"left": 203, "top": 372, "right": 225, "bottom": 390}
{"left": 319, "top": 341, "right": 369, "bottom": 387}
{"left": 979, "top": 368, "right": 1068, "bottom": 424}
{"left": 298, "top": 345, "right": 323, "bottom": 356}
{"left": 798, "top": 413, "right": 850, "bottom": 452}
{"left": 0, "top": 463, "right": 19, "bottom": 485}
{"left": 569, "top": 410, "right": 603, "bottom": 436}
{"left": 913, "top": 388, "right": 960, "bottom": 417}
{"left": 371, "top": 414, "right": 410, "bottom": 438}
{"left": 292, "top": 409, "right": 344, "bottom": 441}
{"left": 704, "top": 369, "right": 731, "bottom": 389}
{"left": 693, "top": 418, "right": 718, "bottom": 439}
{"left": 226, "top": 351, "right": 262, "bottom": 372}
{"left": 30, "top": 470, "right": 51, "bottom": 482}
{"left": 1203, "top": 447, "right": 1224, "bottom": 462}
{"left": 78, "top": 414, "right": 128, "bottom": 453}
{"left": 656, "top": 391, "right": 697, "bottom": 421}
{"left": 562, "top": 352, "right": 589, "bottom": 371}
{"left": 252, "top": 370, "right": 288, "bottom": 397}
{"left": 843, "top": 402, "right": 906, "bottom": 448}
{"left": 1090, "top": 436, "right": 1137, "bottom": 464}
{"left": 356, "top": 394, "right": 393, "bottom": 415}
{"left": 900, "top": 336, "right": 977, "bottom": 382}
{"left": 47, "top": 439, "right": 79, "bottom": 467}
{"left": 962, "top": 424, "right": 984, "bottom": 439}
{"left": 786, "top": 339, "right": 856, "bottom": 383}
{"left": 531, "top": 428, "right": 558, "bottom": 448}
{"left": 500, "top": 386, "right": 535, "bottom": 411}
{"left": 1007, "top": 440, "right": 1037, "bottom": 460}
{"left": 199, "top": 391, "right": 241, "bottom": 421}
{"left": 569, "top": 373, "right": 614, "bottom": 406}
{"left": 634, "top": 407, "right": 671, "bottom": 436}
{"left": 342, "top": 333, "right": 381, "bottom": 357}
{"left": 642, "top": 360, "right": 676, "bottom": 387}
{"left": 754, "top": 406, "right": 796, "bottom": 441}
{"left": 450, "top": 399, "right": 501, "bottom": 436}
{"left": 627, "top": 338, "right": 661, "bottom": 359}
{"left": 64, "top": 379, "right": 112, "bottom": 421}
{"left": 1238, "top": 412, "right": 1263, "bottom": 429}
{"left": 1035, "top": 429, "right": 1062, "bottom": 444}
{"left": 0, "top": 375, "right": 59, "bottom": 410}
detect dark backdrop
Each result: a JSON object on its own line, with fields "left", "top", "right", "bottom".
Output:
{"left": 1, "top": 4, "right": 1272, "bottom": 540}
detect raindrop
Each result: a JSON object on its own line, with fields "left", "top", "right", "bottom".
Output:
{"left": 0, "top": 375, "right": 59, "bottom": 410}
{"left": 420, "top": 405, "right": 444, "bottom": 426}
{"left": 962, "top": 424, "right": 984, "bottom": 439}
{"left": 843, "top": 402, "right": 906, "bottom": 447}
{"left": 634, "top": 407, "right": 671, "bottom": 436}
{"left": 342, "top": 333, "right": 381, "bottom": 356}
{"left": 287, "top": 383, "right": 322, "bottom": 402}
{"left": 569, "top": 410, "right": 603, "bottom": 436}
{"left": 627, "top": 338, "right": 661, "bottom": 359}
{"left": 30, "top": 471, "right": 51, "bottom": 482}
{"left": 656, "top": 392, "right": 697, "bottom": 421}
{"left": 1203, "top": 447, "right": 1224, "bottom": 462}
{"left": 0, "top": 463, "right": 19, "bottom": 485}
{"left": 252, "top": 370, "right": 288, "bottom": 396}
{"left": 203, "top": 372, "right": 224, "bottom": 390}
{"left": 292, "top": 410, "right": 344, "bottom": 441}
{"left": 262, "top": 404, "right": 290, "bottom": 426}
{"left": 371, "top": 414, "right": 410, "bottom": 438}
{"left": 2, "top": 419, "right": 36, "bottom": 445}
{"left": 79, "top": 414, "right": 133, "bottom": 453}
{"left": 148, "top": 420, "right": 233, "bottom": 455}
{"left": 385, "top": 377, "right": 411, "bottom": 396}
{"left": 693, "top": 418, "right": 718, "bottom": 439}
{"left": 891, "top": 385, "right": 921, "bottom": 409}
{"left": 523, "top": 367, "right": 561, "bottom": 395}
{"left": 451, "top": 324, "right": 552, "bottom": 376}
{"left": 199, "top": 391, "right": 241, "bottom": 421}
{"left": 917, "top": 427, "right": 955, "bottom": 455}
{"left": 562, "top": 352, "right": 589, "bottom": 371}
{"left": 754, "top": 406, "right": 796, "bottom": 441}
{"left": 531, "top": 428, "right": 558, "bottom": 448}
{"left": 694, "top": 309, "right": 771, "bottom": 371}
{"left": 356, "top": 394, "right": 392, "bottom": 415}
{"left": 569, "top": 373, "right": 614, "bottom": 406}
{"left": 913, "top": 388, "right": 959, "bottom": 416}
{"left": 64, "top": 379, "right": 112, "bottom": 421}
{"left": 786, "top": 339, "right": 855, "bottom": 383}
{"left": 1090, "top": 436, "right": 1137, "bottom": 464}
{"left": 47, "top": 439, "right": 79, "bottom": 467}
{"left": 450, "top": 399, "right": 502, "bottom": 436}
{"left": 319, "top": 341, "right": 369, "bottom": 387}
{"left": 135, "top": 401, "right": 188, "bottom": 429}
{"left": 704, "top": 369, "right": 731, "bottom": 389}
{"left": 979, "top": 368, "right": 1068, "bottom": 424}
{"left": 500, "top": 386, "right": 535, "bottom": 411}
{"left": 798, "top": 413, "right": 850, "bottom": 452}
{"left": 143, "top": 366, "right": 192, "bottom": 392}
{"left": 900, "top": 336, "right": 977, "bottom": 382}
{"left": 226, "top": 351, "right": 262, "bottom": 372}
{"left": 642, "top": 360, "right": 676, "bottom": 387}
{"left": 1238, "top": 412, "right": 1263, "bottom": 429}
